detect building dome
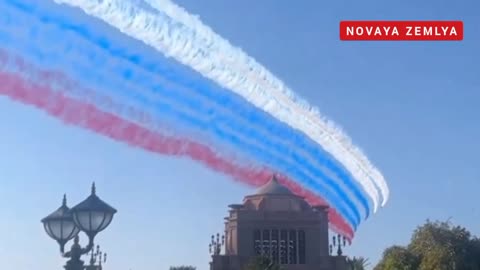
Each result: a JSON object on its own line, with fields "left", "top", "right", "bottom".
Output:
{"left": 242, "top": 175, "right": 309, "bottom": 212}
{"left": 254, "top": 175, "right": 293, "bottom": 195}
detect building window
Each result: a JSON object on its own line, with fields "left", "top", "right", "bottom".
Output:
{"left": 254, "top": 230, "right": 261, "bottom": 255}
{"left": 254, "top": 229, "right": 306, "bottom": 265}
{"left": 229, "top": 230, "right": 234, "bottom": 253}
{"left": 298, "top": 230, "right": 306, "bottom": 264}
{"left": 280, "top": 230, "right": 288, "bottom": 264}
{"left": 288, "top": 230, "right": 297, "bottom": 264}
{"left": 262, "top": 230, "right": 270, "bottom": 256}
{"left": 271, "top": 229, "right": 279, "bottom": 263}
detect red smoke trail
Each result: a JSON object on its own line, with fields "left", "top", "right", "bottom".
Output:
{"left": 0, "top": 69, "right": 354, "bottom": 239}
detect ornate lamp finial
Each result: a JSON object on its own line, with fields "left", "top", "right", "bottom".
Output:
{"left": 91, "top": 182, "right": 96, "bottom": 195}
{"left": 209, "top": 232, "right": 225, "bottom": 255}
{"left": 62, "top": 194, "right": 67, "bottom": 206}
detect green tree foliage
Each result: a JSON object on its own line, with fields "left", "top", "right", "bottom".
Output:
{"left": 244, "top": 256, "right": 281, "bottom": 270}
{"left": 375, "top": 220, "right": 480, "bottom": 270}
{"left": 374, "top": 246, "right": 419, "bottom": 270}
{"left": 169, "top": 266, "right": 196, "bottom": 270}
{"left": 347, "top": 256, "right": 370, "bottom": 270}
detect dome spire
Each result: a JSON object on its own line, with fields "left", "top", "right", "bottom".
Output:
{"left": 91, "top": 182, "right": 96, "bottom": 195}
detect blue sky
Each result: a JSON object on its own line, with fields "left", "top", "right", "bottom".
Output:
{"left": 0, "top": 0, "right": 479, "bottom": 269}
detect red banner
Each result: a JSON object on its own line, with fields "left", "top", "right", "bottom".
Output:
{"left": 340, "top": 21, "right": 463, "bottom": 41}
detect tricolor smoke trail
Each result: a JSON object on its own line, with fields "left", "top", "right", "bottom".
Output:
{"left": 3, "top": 0, "right": 362, "bottom": 227}
{"left": 0, "top": 0, "right": 389, "bottom": 238}
{"left": 50, "top": 0, "right": 389, "bottom": 210}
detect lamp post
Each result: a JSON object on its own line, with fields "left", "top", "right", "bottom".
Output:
{"left": 41, "top": 183, "right": 117, "bottom": 270}
{"left": 86, "top": 245, "right": 107, "bottom": 270}
{"left": 209, "top": 233, "right": 225, "bottom": 255}
{"left": 330, "top": 234, "right": 347, "bottom": 256}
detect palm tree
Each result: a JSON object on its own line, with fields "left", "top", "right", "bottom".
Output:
{"left": 347, "top": 256, "right": 370, "bottom": 270}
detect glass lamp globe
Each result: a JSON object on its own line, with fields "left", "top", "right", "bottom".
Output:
{"left": 41, "top": 195, "right": 80, "bottom": 252}
{"left": 70, "top": 183, "right": 117, "bottom": 240}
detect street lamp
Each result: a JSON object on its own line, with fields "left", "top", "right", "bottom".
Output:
{"left": 41, "top": 194, "right": 80, "bottom": 253}
{"left": 41, "top": 183, "right": 117, "bottom": 270}
{"left": 331, "top": 234, "right": 347, "bottom": 256}
{"left": 70, "top": 183, "right": 117, "bottom": 243}
{"left": 209, "top": 233, "right": 225, "bottom": 255}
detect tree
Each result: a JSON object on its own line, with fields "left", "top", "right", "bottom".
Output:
{"left": 347, "top": 256, "right": 370, "bottom": 270}
{"left": 374, "top": 246, "right": 419, "bottom": 270}
{"left": 375, "top": 220, "right": 480, "bottom": 270}
{"left": 169, "top": 266, "right": 196, "bottom": 270}
{"left": 244, "top": 256, "right": 281, "bottom": 270}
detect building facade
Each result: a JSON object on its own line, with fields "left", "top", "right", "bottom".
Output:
{"left": 210, "top": 176, "right": 348, "bottom": 270}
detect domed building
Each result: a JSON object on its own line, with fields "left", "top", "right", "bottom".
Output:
{"left": 209, "top": 175, "right": 348, "bottom": 270}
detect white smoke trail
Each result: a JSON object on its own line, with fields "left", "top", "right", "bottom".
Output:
{"left": 143, "top": 0, "right": 390, "bottom": 208}
{"left": 53, "top": 0, "right": 389, "bottom": 210}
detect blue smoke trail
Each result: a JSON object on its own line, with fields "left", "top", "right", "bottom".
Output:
{"left": 0, "top": 0, "right": 372, "bottom": 228}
